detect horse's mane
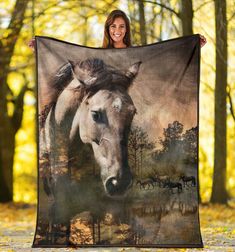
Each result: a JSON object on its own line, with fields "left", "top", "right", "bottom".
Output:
{"left": 39, "top": 58, "right": 132, "bottom": 128}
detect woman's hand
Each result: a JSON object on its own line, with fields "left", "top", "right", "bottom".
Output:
{"left": 199, "top": 34, "right": 207, "bottom": 48}
{"left": 28, "top": 38, "right": 35, "bottom": 51}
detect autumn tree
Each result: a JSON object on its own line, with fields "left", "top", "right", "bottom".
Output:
{"left": 139, "top": 0, "right": 193, "bottom": 39}
{"left": 153, "top": 122, "right": 198, "bottom": 170}
{"left": 179, "top": 0, "right": 193, "bottom": 36}
{"left": 128, "top": 126, "right": 155, "bottom": 177}
{"left": 182, "top": 127, "right": 198, "bottom": 164}
{"left": 160, "top": 121, "right": 183, "bottom": 152}
{"left": 0, "top": 0, "right": 30, "bottom": 202}
{"left": 153, "top": 121, "right": 184, "bottom": 163}
{"left": 137, "top": 0, "right": 147, "bottom": 45}
{"left": 211, "top": 0, "right": 228, "bottom": 204}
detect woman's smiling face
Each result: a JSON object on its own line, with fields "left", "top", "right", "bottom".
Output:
{"left": 109, "top": 17, "right": 127, "bottom": 46}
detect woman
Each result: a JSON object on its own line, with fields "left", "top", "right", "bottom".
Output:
{"left": 29, "top": 10, "right": 131, "bottom": 50}
{"left": 102, "top": 9, "right": 131, "bottom": 48}
{"left": 29, "top": 10, "right": 207, "bottom": 50}
{"left": 102, "top": 9, "right": 206, "bottom": 49}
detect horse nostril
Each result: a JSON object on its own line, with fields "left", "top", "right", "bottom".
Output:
{"left": 105, "top": 177, "right": 119, "bottom": 196}
{"left": 105, "top": 174, "right": 132, "bottom": 196}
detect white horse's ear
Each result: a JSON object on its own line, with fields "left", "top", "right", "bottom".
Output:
{"left": 125, "top": 61, "right": 142, "bottom": 80}
{"left": 68, "top": 60, "right": 79, "bottom": 81}
{"left": 68, "top": 60, "right": 76, "bottom": 68}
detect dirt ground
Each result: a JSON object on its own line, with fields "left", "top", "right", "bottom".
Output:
{"left": 0, "top": 203, "right": 234, "bottom": 251}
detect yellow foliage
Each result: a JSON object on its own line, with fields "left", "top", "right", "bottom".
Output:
{"left": 1, "top": 0, "right": 233, "bottom": 203}
{"left": 13, "top": 101, "right": 37, "bottom": 203}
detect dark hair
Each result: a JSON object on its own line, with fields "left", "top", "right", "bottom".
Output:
{"left": 102, "top": 10, "right": 131, "bottom": 48}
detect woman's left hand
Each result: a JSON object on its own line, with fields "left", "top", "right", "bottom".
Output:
{"left": 199, "top": 34, "right": 207, "bottom": 48}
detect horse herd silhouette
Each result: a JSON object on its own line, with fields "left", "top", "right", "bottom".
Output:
{"left": 136, "top": 175, "right": 196, "bottom": 194}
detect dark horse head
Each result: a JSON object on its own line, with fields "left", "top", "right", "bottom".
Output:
{"left": 43, "top": 58, "right": 141, "bottom": 197}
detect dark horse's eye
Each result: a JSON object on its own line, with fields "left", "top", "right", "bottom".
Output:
{"left": 91, "top": 110, "right": 102, "bottom": 122}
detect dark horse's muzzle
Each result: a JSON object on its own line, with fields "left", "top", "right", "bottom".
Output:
{"left": 104, "top": 171, "right": 133, "bottom": 196}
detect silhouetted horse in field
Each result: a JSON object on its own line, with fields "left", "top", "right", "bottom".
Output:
{"left": 179, "top": 176, "right": 196, "bottom": 187}
{"left": 149, "top": 175, "right": 170, "bottom": 188}
{"left": 149, "top": 176, "right": 161, "bottom": 187}
{"left": 136, "top": 179, "right": 154, "bottom": 190}
{"left": 163, "top": 181, "right": 182, "bottom": 194}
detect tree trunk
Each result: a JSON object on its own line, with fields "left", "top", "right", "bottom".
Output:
{"left": 149, "top": 5, "right": 156, "bottom": 43}
{"left": 211, "top": 0, "right": 228, "bottom": 204}
{"left": 138, "top": 0, "right": 147, "bottom": 45}
{"left": 159, "top": 0, "right": 164, "bottom": 41}
{"left": 128, "top": 0, "right": 140, "bottom": 45}
{"left": 180, "top": 0, "right": 193, "bottom": 36}
{"left": 0, "top": 0, "right": 29, "bottom": 202}
{"left": 83, "top": 16, "right": 89, "bottom": 46}
{"left": 179, "top": 0, "right": 204, "bottom": 203}
{"left": 97, "top": 219, "right": 101, "bottom": 243}
{"left": 0, "top": 131, "right": 15, "bottom": 202}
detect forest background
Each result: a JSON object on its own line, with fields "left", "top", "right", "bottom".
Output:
{"left": 0, "top": 0, "right": 234, "bottom": 206}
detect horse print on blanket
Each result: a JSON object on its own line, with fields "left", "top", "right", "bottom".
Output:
{"left": 33, "top": 35, "right": 203, "bottom": 248}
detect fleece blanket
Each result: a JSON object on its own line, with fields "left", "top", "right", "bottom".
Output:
{"left": 33, "top": 35, "right": 203, "bottom": 248}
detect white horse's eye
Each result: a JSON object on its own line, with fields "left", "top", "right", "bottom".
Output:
{"left": 91, "top": 110, "right": 102, "bottom": 122}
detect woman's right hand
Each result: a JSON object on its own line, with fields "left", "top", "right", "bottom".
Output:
{"left": 199, "top": 34, "right": 207, "bottom": 48}
{"left": 28, "top": 38, "right": 35, "bottom": 51}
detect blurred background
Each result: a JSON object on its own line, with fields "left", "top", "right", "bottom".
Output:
{"left": 0, "top": 0, "right": 234, "bottom": 205}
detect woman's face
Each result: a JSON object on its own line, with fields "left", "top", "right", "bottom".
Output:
{"left": 109, "top": 17, "right": 127, "bottom": 44}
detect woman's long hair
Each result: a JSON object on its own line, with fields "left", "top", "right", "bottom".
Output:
{"left": 102, "top": 10, "right": 131, "bottom": 48}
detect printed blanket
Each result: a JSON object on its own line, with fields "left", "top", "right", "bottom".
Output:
{"left": 33, "top": 35, "right": 203, "bottom": 248}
